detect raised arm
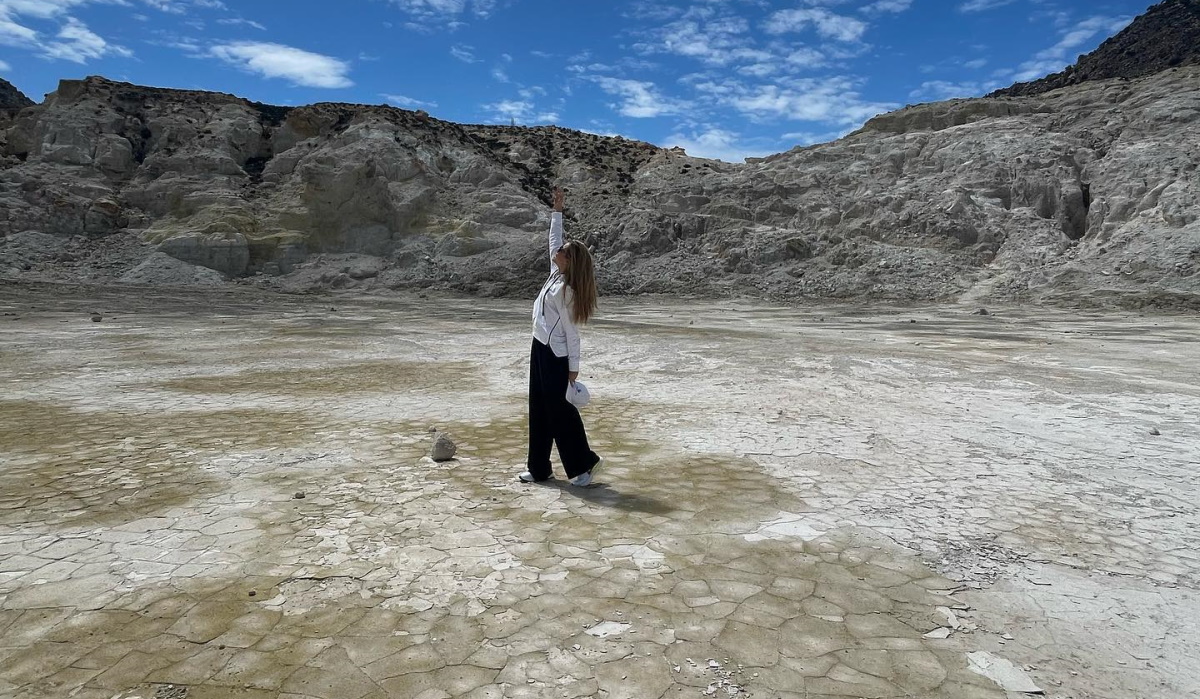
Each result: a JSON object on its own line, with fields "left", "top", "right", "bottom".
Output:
{"left": 549, "top": 187, "right": 564, "bottom": 274}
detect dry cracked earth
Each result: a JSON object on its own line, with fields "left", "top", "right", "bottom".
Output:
{"left": 0, "top": 284, "right": 1197, "bottom": 699}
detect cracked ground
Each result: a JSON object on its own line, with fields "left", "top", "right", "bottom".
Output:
{"left": 1, "top": 286, "right": 1198, "bottom": 699}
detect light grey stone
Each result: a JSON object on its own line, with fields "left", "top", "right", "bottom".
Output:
{"left": 966, "top": 651, "right": 1043, "bottom": 693}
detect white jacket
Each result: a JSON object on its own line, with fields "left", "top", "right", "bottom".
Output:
{"left": 531, "top": 211, "right": 581, "bottom": 371}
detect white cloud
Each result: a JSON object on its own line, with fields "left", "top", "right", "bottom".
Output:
{"left": 1011, "top": 14, "right": 1132, "bottom": 82}
{"left": 781, "top": 129, "right": 849, "bottom": 147}
{"left": 41, "top": 15, "right": 129, "bottom": 62}
{"left": 0, "top": 0, "right": 94, "bottom": 21}
{"left": 908, "top": 79, "right": 1003, "bottom": 101}
{"left": 141, "top": 0, "right": 187, "bottom": 13}
{"left": 959, "top": 0, "right": 1016, "bottom": 12}
{"left": 1045, "top": 15, "right": 1132, "bottom": 57}
{"left": 663, "top": 126, "right": 773, "bottom": 163}
{"left": 694, "top": 76, "right": 896, "bottom": 126}
{"left": 0, "top": 3, "right": 132, "bottom": 64}
{"left": 786, "top": 47, "right": 825, "bottom": 68}
{"left": 963, "top": 58, "right": 987, "bottom": 69}
{"left": 0, "top": 15, "right": 39, "bottom": 45}
{"left": 633, "top": 7, "right": 752, "bottom": 66}
{"left": 449, "top": 44, "right": 477, "bottom": 62}
{"left": 483, "top": 98, "right": 556, "bottom": 125}
{"left": 591, "top": 76, "right": 679, "bottom": 118}
{"left": 142, "top": 0, "right": 227, "bottom": 12}
{"left": 209, "top": 41, "right": 352, "bottom": 88}
{"left": 383, "top": 93, "right": 436, "bottom": 109}
{"left": 216, "top": 17, "right": 265, "bottom": 30}
{"left": 0, "top": 58, "right": 9, "bottom": 70}
{"left": 862, "top": 0, "right": 912, "bottom": 14}
{"left": 488, "top": 99, "right": 530, "bottom": 118}
{"left": 0, "top": 0, "right": 197, "bottom": 61}
{"left": 1009, "top": 58, "right": 1064, "bottom": 82}
{"left": 764, "top": 8, "right": 866, "bottom": 42}
{"left": 738, "top": 62, "right": 777, "bottom": 78}
{"left": 388, "top": 0, "right": 494, "bottom": 24}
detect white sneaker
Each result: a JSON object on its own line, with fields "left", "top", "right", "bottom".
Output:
{"left": 569, "top": 457, "right": 603, "bottom": 487}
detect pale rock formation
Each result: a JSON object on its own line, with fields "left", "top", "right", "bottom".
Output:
{"left": 0, "top": 58, "right": 1197, "bottom": 308}
{"left": 119, "top": 251, "right": 226, "bottom": 286}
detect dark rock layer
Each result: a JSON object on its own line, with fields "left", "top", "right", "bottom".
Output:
{"left": 0, "top": 79, "right": 34, "bottom": 112}
{"left": 991, "top": 0, "right": 1200, "bottom": 98}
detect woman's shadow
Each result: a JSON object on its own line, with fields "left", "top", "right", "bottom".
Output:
{"left": 548, "top": 480, "right": 674, "bottom": 516}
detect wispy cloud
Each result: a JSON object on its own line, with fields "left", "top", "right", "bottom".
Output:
{"left": 959, "top": 0, "right": 1017, "bottom": 12}
{"left": 963, "top": 58, "right": 987, "bottom": 69}
{"left": 693, "top": 75, "right": 896, "bottom": 126}
{"left": 449, "top": 44, "right": 478, "bottom": 63}
{"left": 0, "top": 0, "right": 230, "bottom": 62}
{"left": 591, "top": 76, "right": 680, "bottom": 118}
{"left": 208, "top": 41, "right": 353, "bottom": 88}
{"left": 0, "top": 1, "right": 132, "bottom": 63}
{"left": 1011, "top": 14, "right": 1132, "bottom": 81}
{"left": 764, "top": 8, "right": 867, "bottom": 42}
{"left": 143, "top": 0, "right": 228, "bottom": 13}
{"left": 0, "top": 13, "right": 40, "bottom": 46}
{"left": 862, "top": 0, "right": 913, "bottom": 15}
{"left": 483, "top": 98, "right": 557, "bottom": 124}
{"left": 0, "top": 58, "right": 10, "bottom": 71}
{"left": 490, "top": 51, "right": 511, "bottom": 82}
{"left": 388, "top": 0, "right": 495, "bottom": 26}
{"left": 42, "top": 16, "right": 131, "bottom": 62}
{"left": 663, "top": 126, "right": 773, "bottom": 162}
{"left": 216, "top": 17, "right": 265, "bottom": 30}
{"left": 383, "top": 93, "right": 436, "bottom": 109}
{"left": 781, "top": 129, "right": 850, "bottom": 147}
{"left": 909, "top": 79, "right": 1003, "bottom": 102}
{"left": 786, "top": 47, "right": 825, "bottom": 68}
{"left": 638, "top": 7, "right": 751, "bottom": 66}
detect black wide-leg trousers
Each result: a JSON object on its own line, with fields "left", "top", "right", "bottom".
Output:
{"left": 527, "top": 339, "right": 598, "bottom": 480}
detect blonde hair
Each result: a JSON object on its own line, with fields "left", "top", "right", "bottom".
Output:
{"left": 562, "top": 240, "right": 597, "bottom": 324}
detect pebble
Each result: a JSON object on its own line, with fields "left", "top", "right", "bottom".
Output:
{"left": 294, "top": 492, "right": 305, "bottom": 499}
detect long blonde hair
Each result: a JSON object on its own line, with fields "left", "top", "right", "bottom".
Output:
{"left": 562, "top": 240, "right": 597, "bottom": 324}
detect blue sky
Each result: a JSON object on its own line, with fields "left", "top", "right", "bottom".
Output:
{"left": 1, "top": 0, "right": 1148, "bottom": 161}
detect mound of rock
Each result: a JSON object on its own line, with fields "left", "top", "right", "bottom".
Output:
{"left": 118, "top": 252, "right": 227, "bottom": 286}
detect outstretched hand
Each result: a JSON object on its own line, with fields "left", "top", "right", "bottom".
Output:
{"left": 552, "top": 187, "right": 564, "bottom": 212}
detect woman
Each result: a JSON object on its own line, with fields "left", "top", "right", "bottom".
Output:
{"left": 519, "top": 187, "right": 603, "bottom": 486}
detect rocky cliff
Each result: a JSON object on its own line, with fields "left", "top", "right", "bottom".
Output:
{"left": 991, "top": 0, "right": 1200, "bottom": 98}
{"left": 0, "top": 78, "right": 34, "bottom": 112}
{"left": 1, "top": 66, "right": 1198, "bottom": 308}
